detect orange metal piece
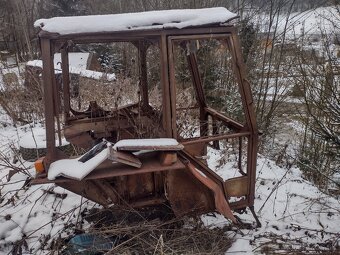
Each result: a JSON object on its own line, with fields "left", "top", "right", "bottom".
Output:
{"left": 184, "top": 161, "right": 237, "bottom": 223}
{"left": 34, "top": 157, "right": 45, "bottom": 173}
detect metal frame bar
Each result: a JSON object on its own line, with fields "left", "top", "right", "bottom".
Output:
{"left": 60, "top": 46, "right": 70, "bottom": 120}
{"left": 166, "top": 30, "right": 259, "bottom": 210}
{"left": 41, "top": 38, "right": 56, "bottom": 166}
{"left": 181, "top": 132, "right": 251, "bottom": 145}
{"left": 205, "top": 107, "right": 244, "bottom": 131}
{"left": 160, "top": 33, "right": 173, "bottom": 137}
{"left": 137, "top": 41, "right": 150, "bottom": 109}
{"left": 39, "top": 26, "right": 236, "bottom": 41}
{"left": 166, "top": 35, "right": 178, "bottom": 139}
{"left": 226, "top": 33, "right": 259, "bottom": 207}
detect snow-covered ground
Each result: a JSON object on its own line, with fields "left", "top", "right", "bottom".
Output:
{"left": 250, "top": 5, "right": 340, "bottom": 39}
{"left": 204, "top": 155, "right": 340, "bottom": 254}
{"left": 0, "top": 118, "right": 339, "bottom": 254}
{"left": 0, "top": 119, "right": 96, "bottom": 254}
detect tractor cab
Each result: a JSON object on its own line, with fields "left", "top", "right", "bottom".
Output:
{"left": 32, "top": 7, "right": 260, "bottom": 225}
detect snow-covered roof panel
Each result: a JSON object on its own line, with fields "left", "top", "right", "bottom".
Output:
{"left": 26, "top": 53, "right": 116, "bottom": 81}
{"left": 34, "top": 7, "right": 238, "bottom": 35}
{"left": 27, "top": 53, "right": 89, "bottom": 70}
{"left": 59, "top": 52, "right": 89, "bottom": 69}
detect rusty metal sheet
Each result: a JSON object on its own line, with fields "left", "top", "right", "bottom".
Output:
{"left": 229, "top": 198, "right": 248, "bottom": 210}
{"left": 166, "top": 168, "right": 215, "bottom": 217}
{"left": 58, "top": 180, "right": 111, "bottom": 206}
{"left": 184, "top": 161, "right": 237, "bottom": 223}
{"left": 182, "top": 142, "right": 206, "bottom": 159}
{"left": 58, "top": 177, "right": 164, "bottom": 208}
{"left": 31, "top": 154, "right": 185, "bottom": 185}
{"left": 127, "top": 173, "right": 154, "bottom": 201}
{"left": 129, "top": 197, "right": 167, "bottom": 208}
{"left": 109, "top": 150, "right": 142, "bottom": 168}
{"left": 159, "top": 152, "right": 177, "bottom": 166}
{"left": 86, "top": 156, "right": 185, "bottom": 180}
{"left": 224, "top": 176, "right": 249, "bottom": 198}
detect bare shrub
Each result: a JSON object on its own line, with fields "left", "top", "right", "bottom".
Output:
{"left": 0, "top": 69, "right": 44, "bottom": 124}
{"left": 73, "top": 207, "right": 234, "bottom": 255}
{"left": 71, "top": 76, "right": 138, "bottom": 112}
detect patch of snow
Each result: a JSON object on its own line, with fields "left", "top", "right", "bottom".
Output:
{"left": 226, "top": 238, "right": 254, "bottom": 254}
{"left": 26, "top": 54, "right": 116, "bottom": 81}
{"left": 203, "top": 156, "right": 340, "bottom": 253}
{"left": 69, "top": 66, "right": 116, "bottom": 81}
{"left": 113, "top": 138, "right": 180, "bottom": 149}
{"left": 279, "top": 6, "right": 340, "bottom": 37}
{"left": 254, "top": 6, "right": 339, "bottom": 39}
{"left": 0, "top": 174, "right": 95, "bottom": 253}
{"left": 34, "top": 8, "right": 238, "bottom": 35}
{"left": 19, "top": 126, "right": 69, "bottom": 149}
{"left": 27, "top": 52, "right": 89, "bottom": 70}
{"left": 47, "top": 147, "right": 109, "bottom": 180}
{"left": 207, "top": 147, "right": 243, "bottom": 180}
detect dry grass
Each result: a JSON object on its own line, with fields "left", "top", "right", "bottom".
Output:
{"left": 102, "top": 220, "right": 233, "bottom": 254}
{"left": 61, "top": 206, "right": 235, "bottom": 255}
{"left": 71, "top": 76, "right": 139, "bottom": 112}
{"left": 253, "top": 232, "right": 340, "bottom": 255}
{"left": 0, "top": 71, "right": 44, "bottom": 124}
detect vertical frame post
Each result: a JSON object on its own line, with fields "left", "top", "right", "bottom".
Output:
{"left": 226, "top": 28, "right": 259, "bottom": 207}
{"left": 41, "top": 38, "right": 56, "bottom": 166}
{"left": 138, "top": 41, "right": 149, "bottom": 109}
{"left": 160, "top": 34, "right": 173, "bottom": 138}
{"left": 61, "top": 46, "right": 70, "bottom": 121}
{"left": 166, "top": 37, "right": 178, "bottom": 139}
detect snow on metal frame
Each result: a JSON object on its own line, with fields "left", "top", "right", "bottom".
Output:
{"left": 34, "top": 7, "right": 238, "bottom": 35}
{"left": 47, "top": 147, "right": 110, "bottom": 181}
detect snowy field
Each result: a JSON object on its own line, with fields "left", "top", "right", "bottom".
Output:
{"left": 0, "top": 117, "right": 339, "bottom": 254}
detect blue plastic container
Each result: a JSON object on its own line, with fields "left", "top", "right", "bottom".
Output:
{"left": 64, "top": 233, "right": 116, "bottom": 255}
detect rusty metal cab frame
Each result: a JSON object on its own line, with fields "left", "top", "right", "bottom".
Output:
{"left": 33, "top": 14, "right": 259, "bottom": 225}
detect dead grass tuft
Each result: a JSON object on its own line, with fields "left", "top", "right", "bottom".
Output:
{"left": 65, "top": 206, "right": 234, "bottom": 255}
